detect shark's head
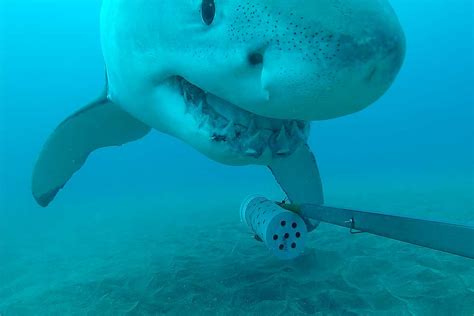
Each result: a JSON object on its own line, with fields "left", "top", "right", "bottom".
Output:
{"left": 101, "top": 0, "right": 405, "bottom": 165}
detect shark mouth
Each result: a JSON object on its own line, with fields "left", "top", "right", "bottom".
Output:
{"left": 175, "top": 76, "right": 310, "bottom": 159}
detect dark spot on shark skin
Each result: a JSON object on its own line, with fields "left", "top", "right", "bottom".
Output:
{"left": 228, "top": 3, "right": 363, "bottom": 66}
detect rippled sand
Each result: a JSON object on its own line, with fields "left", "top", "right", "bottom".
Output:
{"left": 1, "top": 185, "right": 473, "bottom": 315}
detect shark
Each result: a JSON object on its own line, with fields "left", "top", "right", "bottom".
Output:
{"left": 32, "top": 0, "right": 405, "bottom": 211}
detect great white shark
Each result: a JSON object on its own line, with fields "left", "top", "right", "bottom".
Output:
{"left": 32, "top": 0, "right": 405, "bottom": 211}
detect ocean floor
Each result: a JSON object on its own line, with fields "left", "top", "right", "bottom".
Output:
{"left": 1, "top": 184, "right": 473, "bottom": 315}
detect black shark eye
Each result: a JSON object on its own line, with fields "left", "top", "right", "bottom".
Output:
{"left": 201, "top": 0, "right": 216, "bottom": 25}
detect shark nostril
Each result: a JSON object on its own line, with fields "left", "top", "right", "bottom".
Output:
{"left": 248, "top": 52, "right": 263, "bottom": 66}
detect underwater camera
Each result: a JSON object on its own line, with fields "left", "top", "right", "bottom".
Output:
{"left": 241, "top": 196, "right": 474, "bottom": 260}
{"left": 240, "top": 196, "right": 309, "bottom": 260}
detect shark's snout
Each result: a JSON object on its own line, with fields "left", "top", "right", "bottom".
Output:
{"left": 216, "top": 0, "right": 406, "bottom": 121}
{"left": 338, "top": 26, "right": 406, "bottom": 86}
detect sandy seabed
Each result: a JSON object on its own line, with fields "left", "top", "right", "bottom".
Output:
{"left": 1, "top": 185, "right": 473, "bottom": 316}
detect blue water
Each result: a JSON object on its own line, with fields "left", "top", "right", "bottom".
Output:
{"left": 1, "top": 1, "right": 473, "bottom": 315}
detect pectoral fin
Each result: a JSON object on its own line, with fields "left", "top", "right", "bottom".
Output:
{"left": 32, "top": 96, "right": 151, "bottom": 207}
{"left": 269, "top": 144, "right": 324, "bottom": 230}
{"left": 269, "top": 144, "right": 324, "bottom": 205}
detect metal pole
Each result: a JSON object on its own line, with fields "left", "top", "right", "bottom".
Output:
{"left": 297, "top": 204, "right": 474, "bottom": 259}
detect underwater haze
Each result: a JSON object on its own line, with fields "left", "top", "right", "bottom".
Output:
{"left": 1, "top": 0, "right": 473, "bottom": 315}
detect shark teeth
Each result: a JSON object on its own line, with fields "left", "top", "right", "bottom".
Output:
{"left": 184, "top": 89, "right": 190, "bottom": 102}
{"left": 274, "top": 126, "right": 291, "bottom": 155}
{"left": 291, "top": 121, "right": 305, "bottom": 139}
{"left": 247, "top": 118, "right": 257, "bottom": 135}
{"left": 198, "top": 115, "right": 210, "bottom": 129}
{"left": 245, "top": 149, "right": 258, "bottom": 156}
{"left": 244, "top": 131, "right": 263, "bottom": 157}
{"left": 196, "top": 100, "right": 203, "bottom": 114}
{"left": 222, "top": 120, "right": 236, "bottom": 139}
{"left": 176, "top": 76, "right": 309, "bottom": 158}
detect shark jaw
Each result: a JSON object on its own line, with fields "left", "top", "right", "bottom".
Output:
{"left": 171, "top": 76, "right": 310, "bottom": 164}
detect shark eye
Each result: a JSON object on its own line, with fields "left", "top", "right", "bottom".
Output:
{"left": 201, "top": 0, "right": 216, "bottom": 25}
